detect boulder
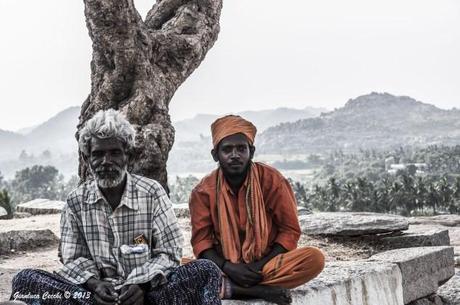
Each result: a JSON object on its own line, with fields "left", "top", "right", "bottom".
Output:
{"left": 370, "top": 247, "right": 455, "bottom": 304}
{"left": 0, "top": 229, "right": 59, "bottom": 255}
{"left": 299, "top": 212, "right": 409, "bottom": 236}
{"left": 223, "top": 261, "right": 404, "bottom": 305}
{"left": 438, "top": 271, "right": 460, "bottom": 305}
{"left": 0, "top": 207, "right": 6, "bottom": 217}
{"left": 16, "top": 199, "right": 65, "bottom": 215}
{"left": 381, "top": 227, "right": 450, "bottom": 249}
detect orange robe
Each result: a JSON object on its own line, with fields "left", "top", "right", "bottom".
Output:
{"left": 189, "top": 162, "right": 324, "bottom": 288}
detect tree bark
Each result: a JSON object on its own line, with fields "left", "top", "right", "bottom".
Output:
{"left": 77, "top": 0, "right": 222, "bottom": 190}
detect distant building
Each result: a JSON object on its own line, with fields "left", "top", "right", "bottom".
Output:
{"left": 387, "top": 162, "right": 427, "bottom": 175}
{"left": 385, "top": 156, "right": 395, "bottom": 171}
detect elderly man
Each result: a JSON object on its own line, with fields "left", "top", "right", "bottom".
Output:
{"left": 10, "top": 110, "right": 221, "bottom": 305}
{"left": 189, "top": 115, "right": 325, "bottom": 305}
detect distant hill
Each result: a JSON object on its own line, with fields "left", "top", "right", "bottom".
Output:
{"left": 26, "top": 106, "right": 80, "bottom": 153}
{"left": 0, "top": 107, "right": 80, "bottom": 161}
{"left": 0, "top": 130, "right": 25, "bottom": 159}
{"left": 258, "top": 92, "right": 460, "bottom": 154}
{"left": 0, "top": 105, "right": 327, "bottom": 176}
{"left": 174, "top": 106, "right": 328, "bottom": 142}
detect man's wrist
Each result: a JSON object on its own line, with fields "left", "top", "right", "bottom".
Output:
{"left": 84, "top": 277, "right": 99, "bottom": 291}
{"left": 222, "top": 260, "right": 232, "bottom": 273}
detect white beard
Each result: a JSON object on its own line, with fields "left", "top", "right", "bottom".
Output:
{"left": 91, "top": 165, "right": 127, "bottom": 189}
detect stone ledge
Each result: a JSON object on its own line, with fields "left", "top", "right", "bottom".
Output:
{"left": 16, "top": 199, "right": 64, "bottom": 215}
{"left": 370, "top": 246, "right": 455, "bottom": 304}
{"left": 299, "top": 212, "right": 409, "bottom": 236}
{"left": 381, "top": 228, "right": 450, "bottom": 249}
{"left": 223, "top": 261, "right": 404, "bottom": 305}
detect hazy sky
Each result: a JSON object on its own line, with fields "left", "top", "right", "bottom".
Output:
{"left": 0, "top": 0, "right": 459, "bottom": 131}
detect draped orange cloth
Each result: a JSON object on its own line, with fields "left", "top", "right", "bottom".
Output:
{"left": 189, "top": 162, "right": 325, "bottom": 289}
{"left": 190, "top": 162, "right": 301, "bottom": 259}
{"left": 181, "top": 247, "right": 325, "bottom": 289}
{"left": 211, "top": 115, "right": 257, "bottom": 148}
{"left": 260, "top": 247, "right": 325, "bottom": 288}
{"left": 216, "top": 163, "right": 269, "bottom": 263}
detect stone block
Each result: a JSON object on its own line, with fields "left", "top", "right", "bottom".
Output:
{"left": 438, "top": 271, "right": 460, "bottom": 305}
{"left": 370, "top": 247, "right": 455, "bottom": 304}
{"left": 408, "top": 215, "right": 460, "bottom": 227}
{"left": 0, "top": 230, "right": 59, "bottom": 255}
{"left": 223, "top": 261, "right": 404, "bottom": 305}
{"left": 16, "top": 199, "right": 64, "bottom": 215}
{"left": 299, "top": 212, "right": 409, "bottom": 236}
{"left": 381, "top": 228, "right": 450, "bottom": 249}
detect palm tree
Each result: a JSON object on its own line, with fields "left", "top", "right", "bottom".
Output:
{"left": 327, "top": 177, "right": 341, "bottom": 211}
{"left": 436, "top": 176, "right": 453, "bottom": 213}
{"left": 400, "top": 173, "right": 415, "bottom": 216}
{"left": 389, "top": 181, "right": 402, "bottom": 214}
{"left": 427, "top": 183, "right": 439, "bottom": 215}
{"left": 415, "top": 177, "right": 427, "bottom": 214}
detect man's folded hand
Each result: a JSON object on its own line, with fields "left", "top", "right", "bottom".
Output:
{"left": 223, "top": 261, "right": 263, "bottom": 287}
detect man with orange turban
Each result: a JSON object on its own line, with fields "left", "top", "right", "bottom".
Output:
{"left": 188, "top": 115, "right": 325, "bottom": 305}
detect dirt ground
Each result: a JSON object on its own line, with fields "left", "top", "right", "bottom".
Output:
{"left": 1, "top": 214, "right": 459, "bottom": 301}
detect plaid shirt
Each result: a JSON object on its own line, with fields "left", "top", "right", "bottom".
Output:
{"left": 55, "top": 173, "right": 184, "bottom": 289}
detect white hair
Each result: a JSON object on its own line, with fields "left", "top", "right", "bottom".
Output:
{"left": 78, "top": 109, "right": 136, "bottom": 156}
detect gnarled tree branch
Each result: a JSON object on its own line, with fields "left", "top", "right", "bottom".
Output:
{"left": 78, "top": 0, "right": 222, "bottom": 190}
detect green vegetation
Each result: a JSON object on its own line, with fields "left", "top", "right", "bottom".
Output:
{"left": 306, "top": 175, "right": 460, "bottom": 216}
{"left": 314, "top": 145, "right": 460, "bottom": 183}
{"left": 169, "top": 175, "right": 200, "bottom": 204}
{"left": 0, "top": 189, "right": 14, "bottom": 219}
{"left": 0, "top": 166, "right": 79, "bottom": 212}
{"left": 305, "top": 145, "right": 460, "bottom": 215}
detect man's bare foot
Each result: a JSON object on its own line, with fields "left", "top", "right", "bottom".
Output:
{"left": 230, "top": 283, "right": 292, "bottom": 305}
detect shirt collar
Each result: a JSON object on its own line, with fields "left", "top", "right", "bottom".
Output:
{"left": 85, "top": 173, "right": 138, "bottom": 211}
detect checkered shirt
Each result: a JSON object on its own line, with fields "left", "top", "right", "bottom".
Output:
{"left": 55, "top": 173, "right": 184, "bottom": 289}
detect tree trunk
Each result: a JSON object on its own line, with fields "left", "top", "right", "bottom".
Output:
{"left": 77, "top": 0, "right": 222, "bottom": 191}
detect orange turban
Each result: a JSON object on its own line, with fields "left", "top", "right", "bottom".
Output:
{"left": 211, "top": 115, "right": 257, "bottom": 148}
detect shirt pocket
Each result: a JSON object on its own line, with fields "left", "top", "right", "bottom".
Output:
{"left": 120, "top": 247, "right": 151, "bottom": 273}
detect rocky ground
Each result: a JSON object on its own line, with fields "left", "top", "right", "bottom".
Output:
{"left": 0, "top": 213, "right": 459, "bottom": 301}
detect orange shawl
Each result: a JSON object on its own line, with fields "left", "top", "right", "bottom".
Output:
{"left": 216, "top": 163, "right": 269, "bottom": 263}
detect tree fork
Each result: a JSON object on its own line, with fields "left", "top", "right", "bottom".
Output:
{"left": 77, "top": 0, "right": 222, "bottom": 191}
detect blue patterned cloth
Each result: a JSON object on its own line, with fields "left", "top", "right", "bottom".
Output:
{"left": 10, "top": 260, "right": 221, "bottom": 305}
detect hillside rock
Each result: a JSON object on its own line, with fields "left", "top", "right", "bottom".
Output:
{"left": 370, "top": 246, "right": 455, "bottom": 304}
{"left": 299, "top": 212, "right": 409, "bottom": 236}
